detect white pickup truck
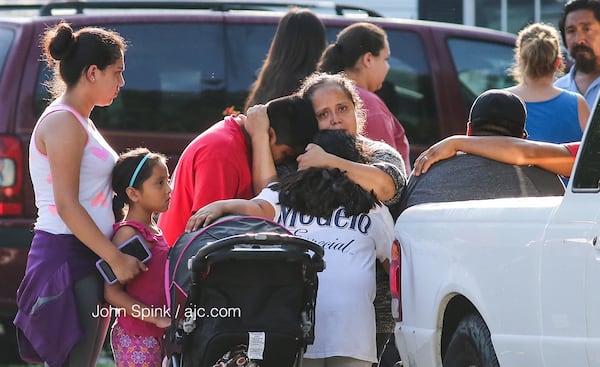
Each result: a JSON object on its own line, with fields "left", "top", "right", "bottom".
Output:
{"left": 391, "top": 107, "right": 600, "bottom": 366}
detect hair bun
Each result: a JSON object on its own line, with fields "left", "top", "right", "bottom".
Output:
{"left": 48, "top": 23, "right": 76, "bottom": 61}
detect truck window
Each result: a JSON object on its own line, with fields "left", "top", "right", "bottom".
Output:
{"left": 35, "top": 22, "right": 228, "bottom": 134}
{"left": 572, "top": 109, "right": 600, "bottom": 192}
{"left": 447, "top": 38, "right": 515, "bottom": 120}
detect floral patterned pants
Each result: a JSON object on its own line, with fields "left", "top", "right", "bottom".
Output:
{"left": 111, "top": 323, "right": 164, "bottom": 367}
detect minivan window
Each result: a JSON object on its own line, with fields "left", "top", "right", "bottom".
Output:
{"left": 224, "top": 23, "right": 277, "bottom": 110}
{"left": 325, "top": 27, "right": 437, "bottom": 146}
{"left": 0, "top": 28, "right": 14, "bottom": 77}
{"left": 35, "top": 22, "right": 228, "bottom": 133}
{"left": 447, "top": 38, "right": 515, "bottom": 118}
{"left": 381, "top": 30, "right": 436, "bottom": 145}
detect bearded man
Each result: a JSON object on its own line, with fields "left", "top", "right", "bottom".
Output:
{"left": 556, "top": 0, "right": 600, "bottom": 108}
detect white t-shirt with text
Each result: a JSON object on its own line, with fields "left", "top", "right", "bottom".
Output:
{"left": 256, "top": 187, "right": 394, "bottom": 363}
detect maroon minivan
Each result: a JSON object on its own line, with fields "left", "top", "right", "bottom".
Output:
{"left": 0, "top": 1, "right": 516, "bottom": 361}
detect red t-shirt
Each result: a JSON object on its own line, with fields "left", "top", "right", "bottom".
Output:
{"left": 357, "top": 86, "right": 411, "bottom": 173}
{"left": 158, "top": 116, "right": 253, "bottom": 245}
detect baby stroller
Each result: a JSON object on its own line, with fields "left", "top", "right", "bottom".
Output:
{"left": 165, "top": 215, "right": 325, "bottom": 367}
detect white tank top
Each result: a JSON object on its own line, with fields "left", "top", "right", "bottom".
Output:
{"left": 29, "top": 104, "right": 118, "bottom": 236}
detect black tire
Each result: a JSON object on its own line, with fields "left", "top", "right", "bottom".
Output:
{"left": 443, "top": 313, "right": 499, "bottom": 367}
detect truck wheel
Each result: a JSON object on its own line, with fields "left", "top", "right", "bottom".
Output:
{"left": 443, "top": 313, "right": 499, "bottom": 367}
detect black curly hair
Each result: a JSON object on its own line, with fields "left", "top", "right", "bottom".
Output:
{"left": 271, "top": 130, "right": 379, "bottom": 217}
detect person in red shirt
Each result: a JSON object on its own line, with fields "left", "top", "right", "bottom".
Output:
{"left": 157, "top": 95, "right": 318, "bottom": 246}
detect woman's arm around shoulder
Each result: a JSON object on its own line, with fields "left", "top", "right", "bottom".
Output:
{"left": 296, "top": 138, "right": 406, "bottom": 204}
{"left": 413, "top": 135, "right": 575, "bottom": 177}
{"left": 364, "top": 137, "right": 408, "bottom": 205}
{"left": 186, "top": 198, "right": 276, "bottom": 232}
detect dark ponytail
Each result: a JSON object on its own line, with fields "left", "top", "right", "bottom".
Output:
{"left": 317, "top": 22, "right": 387, "bottom": 74}
{"left": 318, "top": 43, "right": 346, "bottom": 74}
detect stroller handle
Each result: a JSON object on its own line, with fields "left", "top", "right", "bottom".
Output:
{"left": 193, "top": 232, "right": 324, "bottom": 260}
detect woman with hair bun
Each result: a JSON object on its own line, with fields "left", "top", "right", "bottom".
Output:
{"left": 318, "top": 22, "right": 411, "bottom": 174}
{"left": 14, "top": 22, "right": 145, "bottom": 367}
{"left": 507, "top": 22, "right": 589, "bottom": 144}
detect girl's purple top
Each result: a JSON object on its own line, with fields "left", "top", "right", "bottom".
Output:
{"left": 14, "top": 230, "right": 102, "bottom": 367}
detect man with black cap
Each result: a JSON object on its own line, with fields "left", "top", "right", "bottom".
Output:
{"left": 397, "top": 89, "right": 566, "bottom": 212}
{"left": 158, "top": 95, "right": 318, "bottom": 245}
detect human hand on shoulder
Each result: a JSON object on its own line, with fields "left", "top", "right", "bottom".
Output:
{"left": 235, "top": 113, "right": 247, "bottom": 125}
{"left": 412, "top": 136, "right": 462, "bottom": 176}
{"left": 186, "top": 202, "right": 227, "bottom": 232}
{"left": 297, "top": 143, "right": 335, "bottom": 170}
{"left": 245, "top": 104, "right": 270, "bottom": 141}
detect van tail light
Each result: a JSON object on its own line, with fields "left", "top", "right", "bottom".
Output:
{"left": 0, "top": 135, "right": 24, "bottom": 216}
{"left": 390, "top": 239, "right": 402, "bottom": 321}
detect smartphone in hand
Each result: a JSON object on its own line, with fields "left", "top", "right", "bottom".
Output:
{"left": 96, "top": 235, "right": 152, "bottom": 284}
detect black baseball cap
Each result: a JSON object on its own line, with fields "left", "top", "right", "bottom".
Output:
{"left": 469, "top": 89, "right": 527, "bottom": 138}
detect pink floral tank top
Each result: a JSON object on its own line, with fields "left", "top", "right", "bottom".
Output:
{"left": 29, "top": 104, "right": 118, "bottom": 236}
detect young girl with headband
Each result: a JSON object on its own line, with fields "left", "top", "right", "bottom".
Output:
{"left": 106, "top": 147, "right": 172, "bottom": 367}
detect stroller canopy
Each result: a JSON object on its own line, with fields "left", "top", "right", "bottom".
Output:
{"left": 166, "top": 215, "right": 291, "bottom": 306}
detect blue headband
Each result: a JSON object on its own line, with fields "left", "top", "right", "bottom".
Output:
{"left": 129, "top": 153, "right": 151, "bottom": 188}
